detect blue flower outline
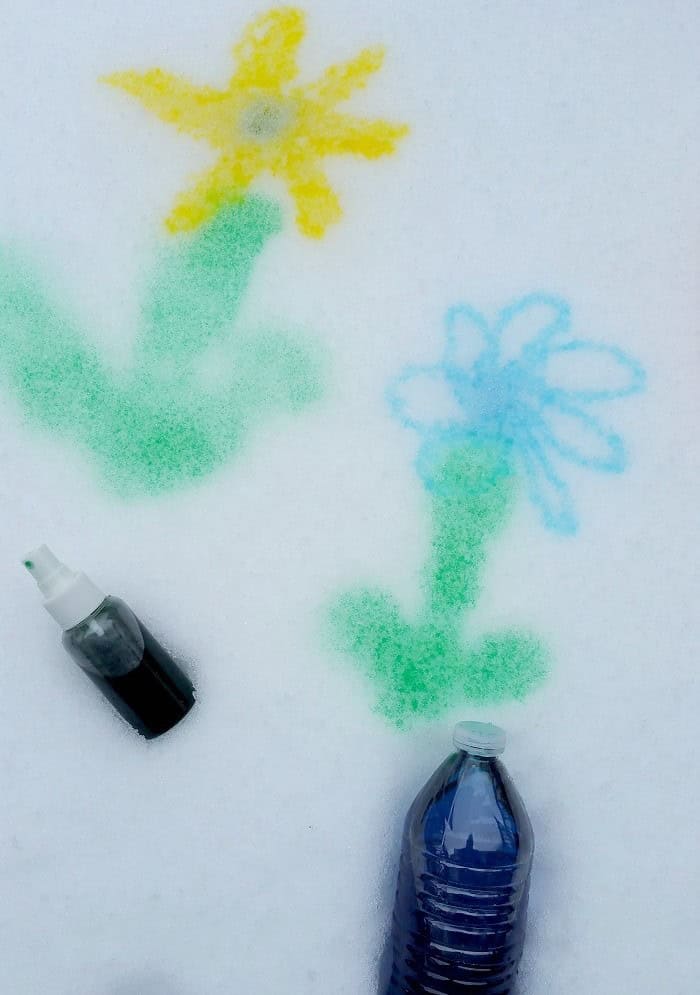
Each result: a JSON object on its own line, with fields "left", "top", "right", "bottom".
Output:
{"left": 387, "top": 293, "right": 645, "bottom": 534}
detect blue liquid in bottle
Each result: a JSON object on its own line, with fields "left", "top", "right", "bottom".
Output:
{"left": 385, "top": 722, "right": 534, "bottom": 994}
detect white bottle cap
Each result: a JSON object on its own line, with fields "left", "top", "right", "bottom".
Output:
{"left": 23, "top": 545, "right": 106, "bottom": 630}
{"left": 453, "top": 720, "right": 507, "bottom": 757}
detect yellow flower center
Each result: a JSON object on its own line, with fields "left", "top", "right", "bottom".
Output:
{"left": 239, "top": 97, "right": 293, "bottom": 142}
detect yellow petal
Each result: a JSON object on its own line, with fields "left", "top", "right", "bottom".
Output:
{"left": 165, "top": 151, "right": 263, "bottom": 233}
{"left": 102, "top": 69, "right": 226, "bottom": 141}
{"left": 279, "top": 160, "right": 342, "bottom": 238}
{"left": 230, "top": 7, "right": 305, "bottom": 93}
{"left": 301, "top": 47, "right": 385, "bottom": 108}
{"left": 307, "top": 112, "right": 409, "bottom": 158}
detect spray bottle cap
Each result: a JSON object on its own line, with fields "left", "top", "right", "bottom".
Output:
{"left": 23, "top": 545, "right": 106, "bottom": 630}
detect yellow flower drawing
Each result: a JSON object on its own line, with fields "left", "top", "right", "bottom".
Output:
{"left": 103, "top": 6, "right": 408, "bottom": 238}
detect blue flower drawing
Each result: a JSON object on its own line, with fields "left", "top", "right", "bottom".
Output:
{"left": 387, "top": 294, "right": 645, "bottom": 534}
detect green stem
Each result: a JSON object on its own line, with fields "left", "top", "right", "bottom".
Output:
{"left": 136, "top": 195, "right": 282, "bottom": 368}
{"left": 0, "top": 197, "right": 322, "bottom": 495}
{"left": 329, "top": 439, "right": 548, "bottom": 727}
{"left": 423, "top": 439, "right": 514, "bottom": 620}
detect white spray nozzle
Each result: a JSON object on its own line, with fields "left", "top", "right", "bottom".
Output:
{"left": 24, "top": 545, "right": 75, "bottom": 597}
{"left": 23, "top": 544, "right": 106, "bottom": 630}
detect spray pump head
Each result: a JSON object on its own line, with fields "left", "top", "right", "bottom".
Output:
{"left": 23, "top": 544, "right": 105, "bottom": 630}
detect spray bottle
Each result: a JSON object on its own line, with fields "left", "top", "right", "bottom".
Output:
{"left": 23, "top": 545, "right": 196, "bottom": 739}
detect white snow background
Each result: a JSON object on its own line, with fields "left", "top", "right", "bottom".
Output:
{"left": 1, "top": 1, "right": 699, "bottom": 992}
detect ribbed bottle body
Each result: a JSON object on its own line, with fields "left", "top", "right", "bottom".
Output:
{"left": 386, "top": 751, "right": 533, "bottom": 994}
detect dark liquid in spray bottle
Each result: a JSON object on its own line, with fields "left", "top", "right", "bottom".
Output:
{"left": 64, "top": 596, "right": 195, "bottom": 739}
{"left": 24, "top": 546, "right": 195, "bottom": 740}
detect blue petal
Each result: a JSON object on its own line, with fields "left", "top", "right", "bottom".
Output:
{"left": 538, "top": 339, "right": 646, "bottom": 402}
{"left": 386, "top": 364, "right": 462, "bottom": 433}
{"left": 443, "top": 304, "right": 494, "bottom": 373}
{"left": 519, "top": 440, "right": 578, "bottom": 534}
{"left": 495, "top": 294, "right": 572, "bottom": 365}
{"left": 539, "top": 401, "right": 627, "bottom": 472}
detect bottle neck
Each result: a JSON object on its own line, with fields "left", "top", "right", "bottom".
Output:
{"left": 45, "top": 575, "right": 107, "bottom": 630}
{"left": 64, "top": 595, "right": 110, "bottom": 632}
{"left": 459, "top": 749, "right": 499, "bottom": 765}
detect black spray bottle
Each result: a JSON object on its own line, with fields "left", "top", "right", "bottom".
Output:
{"left": 23, "top": 545, "right": 196, "bottom": 739}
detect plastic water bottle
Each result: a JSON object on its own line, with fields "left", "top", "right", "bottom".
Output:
{"left": 385, "top": 721, "right": 534, "bottom": 994}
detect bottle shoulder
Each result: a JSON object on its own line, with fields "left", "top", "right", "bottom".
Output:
{"left": 63, "top": 595, "right": 135, "bottom": 634}
{"left": 62, "top": 594, "right": 144, "bottom": 676}
{"left": 408, "top": 751, "right": 534, "bottom": 865}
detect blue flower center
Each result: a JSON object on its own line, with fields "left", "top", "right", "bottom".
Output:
{"left": 452, "top": 363, "right": 528, "bottom": 441}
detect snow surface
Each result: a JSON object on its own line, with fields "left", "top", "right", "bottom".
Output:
{"left": 1, "top": 2, "right": 699, "bottom": 992}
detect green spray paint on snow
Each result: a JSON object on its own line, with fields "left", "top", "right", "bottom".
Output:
{"left": 0, "top": 197, "right": 322, "bottom": 494}
{"left": 329, "top": 440, "right": 548, "bottom": 726}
